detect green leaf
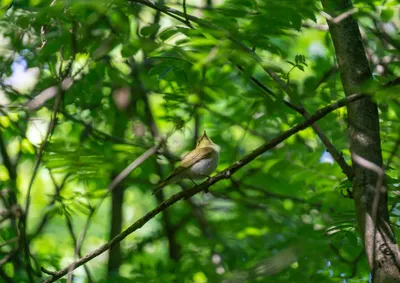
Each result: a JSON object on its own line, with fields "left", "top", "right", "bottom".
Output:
{"left": 381, "top": 8, "right": 394, "bottom": 22}
{"left": 108, "top": 9, "right": 130, "bottom": 37}
{"left": 159, "top": 27, "right": 180, "bottom": 41}
{"left": 140, "top": 23, "right": 160, "bottom": 37}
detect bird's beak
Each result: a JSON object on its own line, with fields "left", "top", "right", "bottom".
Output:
{"left": 196, "top": 131, "right": 211, "bottom": 147}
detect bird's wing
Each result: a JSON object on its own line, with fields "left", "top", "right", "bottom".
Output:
{"left": 153, "top": 147, "right": 215, "bottom": 194}
{"left": 165, "top": 147, "right": 215, "bottom": 181}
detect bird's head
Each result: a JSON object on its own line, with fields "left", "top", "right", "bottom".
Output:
{"left": 196, "top": 131, "right": 219, "bottom": 150}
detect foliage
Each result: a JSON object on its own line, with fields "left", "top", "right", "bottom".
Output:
{"left": 0, "top": 0, "right": 399, "bottom": 282}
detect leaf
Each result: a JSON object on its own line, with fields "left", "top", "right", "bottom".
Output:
{"left": 108, "top": 9, "right": 130, "bottom": 37}
{"left": 381, "top": 8, "right": 394, "bottom": 22}
{"left": 159, "top": 27, "right": 180, "bottom": 41}
{"left": 121, "top": 42, "right": 140, "bottom": 58}
{"left": 140, "top": 23, "right": 160, "bottom": 37}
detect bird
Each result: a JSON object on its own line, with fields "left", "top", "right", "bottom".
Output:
{"left": 153, "top": 131, "right": 219, "bottom": 195}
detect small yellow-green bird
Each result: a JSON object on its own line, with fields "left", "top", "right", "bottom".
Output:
{"left": 153, "top": 131, "right": 219, "bottom": 194}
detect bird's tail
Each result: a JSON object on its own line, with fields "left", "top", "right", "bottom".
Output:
{"left": 152, "top": 171, "right": 182, "bottom": 195}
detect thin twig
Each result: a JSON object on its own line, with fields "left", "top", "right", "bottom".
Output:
{"left": 108, "top": 143, "right": 164, "bottom": 192}
{"left": 202, "top": 105, "right": 269, "bottom": 139}
{"left": 19, "top": 89, "right": 63, "bottom": 282}
{"left": 0, "top": 248, "right": 18, "bottom": 267}
{"left": 182, "top": 0, "right": 192, "bottom": 27}
{"left": 386, "top": 138, "right": 400, "bottom": 169}
{"left": 41, "top": 142, "right": 164, "bottom": 280}
{"left": 237, "top": 66, "right": 353, "bottom": 180}
{"left": 41, "top": 267, "right": 58, "bottom": 276}
{"left": 320, "top": 8, "right": 359, "bottom": 24}
{"left": 64, "top": 111, "right": 148, "bottom": 147}
{"left": 29, "top": 173, "right": 70, "bottom": 241}
{"left": 24, "top": 91, "right": 63, "bottom": 222}
{"left": 240, "top": 182, "right": 306, "bottom": 203}
{"left": 64, "top": 212, "right": 93, "bottom": 283}
{"left": 0, "top": 237, "right": 18, "bottom": 248}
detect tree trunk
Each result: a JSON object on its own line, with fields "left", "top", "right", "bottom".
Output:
{"left": 107, "top": 111, "right": 129, "bottom": 278}
{"left": 321, "top": 0, "right": 400, "bottom": 281}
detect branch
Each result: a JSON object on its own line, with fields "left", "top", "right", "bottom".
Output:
{"left": 0, "top": 237, "right": 18, "bottom": 248}
{"left": 0, "top": 248, "right": 18, "bottom": 267}
{"left": 62, "top": 111, "right": 148, "bottom": 148}
{"left": 386, "top": 137, "right": 400, "bottom": 169}
{"left": 182, "top": 0, "right": 192, "bottom": 27}
{"left": 108, "top": 143, "right": 163, "bottom": 192}
{"left": 237, "top": 66, "right": 354, "bottom": 180}
{"left": 133, "top": 0, "right": 354, "bottom": 181}
{"left": 202, "top": 105, "right": 269, "bottom": 139}
{"left": 320, "top": 8, "right": 359, "bottom": 24}
{"left": 42, "top": 141, "right": 164, "bottom": 279}
{"left": 42, "top": 93, "right": 364, "bottom": 282}
{"left": 18, "top": 89, "right": 64, "bottom": 283}
{"left": 210, "top": 191, "right": 268, "bottom": 210}
{"left": 64, "top": 212, "right": 93, "bottom": 283}
{"left": 23, "top": 91, "right": 63, "bottom": 219}
{"left": 240, "top": 182, "right": 306, "bottom": 203}
{"left": 29, "top": 173, "right": 70, "bottom": 241}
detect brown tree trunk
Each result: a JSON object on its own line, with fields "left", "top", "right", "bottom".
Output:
{"left": 107, "top": 111, "right": 129, "bottom": 278}
{"left": 321, "top": 0, "right": 400, "bottom": 282}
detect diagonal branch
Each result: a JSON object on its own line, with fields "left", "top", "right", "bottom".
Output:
{"left": 64, "top": 212, "right": 94, "bottom": 283}
{"left": 237, "top": 66, "right": 353, "bottom": 180}
{"left": 132, "top": 0, "right": 354, "bottom": 181}
{"left": 42, "top": 93, "right": 364, "bottom": 283}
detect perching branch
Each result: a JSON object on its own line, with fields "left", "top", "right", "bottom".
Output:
{"left": 42, "top": 93, "right": 364, "bottom": 282}
{"left": 132, "top": 0, "right": 354, "bottom": 181}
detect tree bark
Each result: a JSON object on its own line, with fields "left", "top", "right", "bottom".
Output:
{"left": 107, "top": 111, "right": 129, "bottom": 278}
{"left": 321, "top": 0, "right": 400, "bottom": 281}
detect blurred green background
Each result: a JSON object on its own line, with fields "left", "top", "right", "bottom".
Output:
{"left": 0, "top": 0, "right": 399, "bottom": 282}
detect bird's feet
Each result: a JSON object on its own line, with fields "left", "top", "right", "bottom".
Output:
{"left": 201, "top": 175, "right": 212, "bottom": 193}
{"left": 189, "top": 177, "right": 198, "bottom": 186}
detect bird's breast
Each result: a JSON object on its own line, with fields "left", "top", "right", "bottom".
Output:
{"left": 188, "top": 154, "right": 219, "bottom": 178}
